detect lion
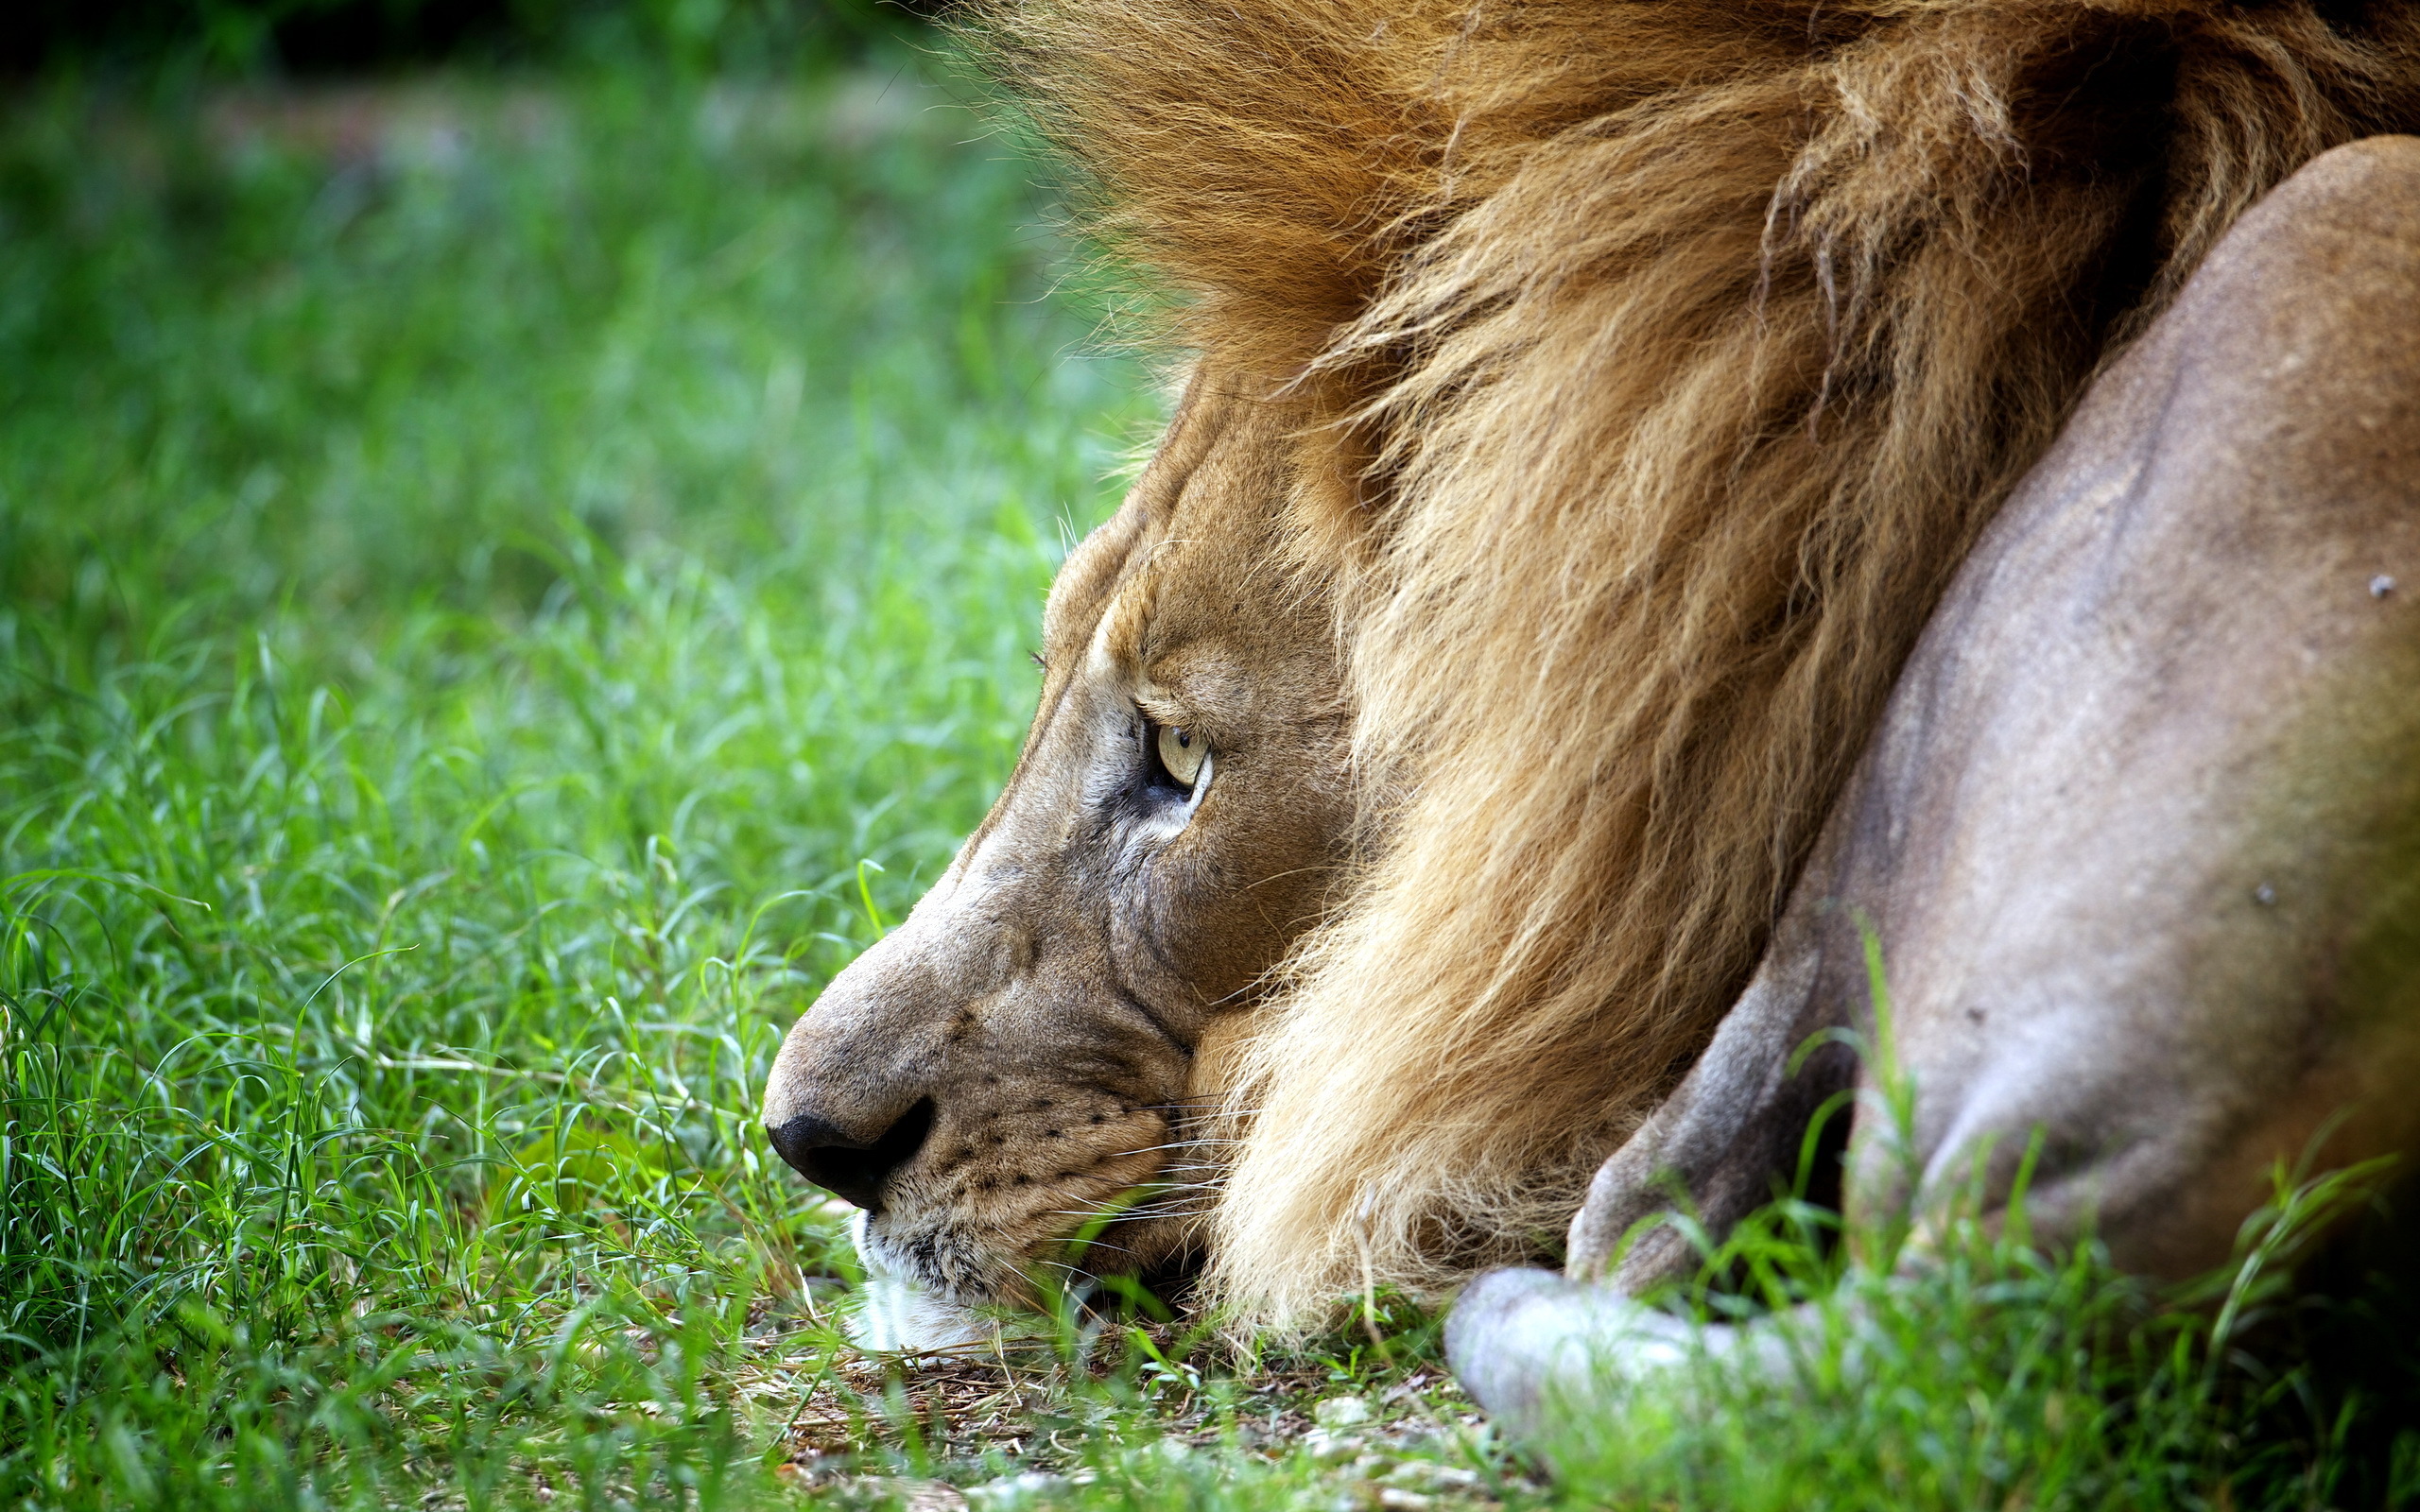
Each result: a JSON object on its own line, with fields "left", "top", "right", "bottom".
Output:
{"left": 1448, "top": 137, "right": 2420, "bottom": 1429}
{"left": 761, "top": 378, "right": 1359, "bottom": 1336}
{"left": 759, "top": 0, "right": 2420, "bottom": 1341}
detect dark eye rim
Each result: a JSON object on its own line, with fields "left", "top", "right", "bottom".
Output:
{"left": 1138, "top": 712, "right": 1207, "bottom": 798}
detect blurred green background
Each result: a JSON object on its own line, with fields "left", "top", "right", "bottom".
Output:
{"left": 9, "top": 0, "right": 942, "bottom": 77}
{"left": 0, "top": 3, "right": 1166, "bottom": 1505}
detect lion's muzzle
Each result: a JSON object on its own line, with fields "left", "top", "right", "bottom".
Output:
{"left": 757, "top": 828, "right": 1203, "bottom": 1308}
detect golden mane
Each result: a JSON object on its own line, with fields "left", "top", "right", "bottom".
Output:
{"left": 986, "top": 0, "right": 2420, "bottom": 1323}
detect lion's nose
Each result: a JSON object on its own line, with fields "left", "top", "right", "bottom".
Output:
{"left": 765, "top": 1099, "right": 935, "bottom": 1212}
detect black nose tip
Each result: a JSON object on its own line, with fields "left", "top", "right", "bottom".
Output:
{"left": 766, "top": 1100, "right": 935, "bottom": 1212}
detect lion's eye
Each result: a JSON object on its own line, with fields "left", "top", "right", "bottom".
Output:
{"left": 1151, "top": 720, "right": 1209, "bottom": 793}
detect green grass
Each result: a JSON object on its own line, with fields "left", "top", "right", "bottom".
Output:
{"left": 0, "top": 56, "right": 1165, "bottom": 1508}
{"left": 1, "top": 53, "right": 2414, "bottom": 1512}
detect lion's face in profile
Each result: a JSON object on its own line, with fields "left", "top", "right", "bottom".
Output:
{"left": 759, "top": 378, "right": 1348, "bottom": 1320}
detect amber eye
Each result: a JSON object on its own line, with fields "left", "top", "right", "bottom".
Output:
{"left": 1152, "top": 720, "right": 1209, "bottom": 793}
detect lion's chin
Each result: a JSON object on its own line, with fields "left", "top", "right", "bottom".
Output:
{"left": 844, "top": 1211, "right": 1047, "bottom": 1353}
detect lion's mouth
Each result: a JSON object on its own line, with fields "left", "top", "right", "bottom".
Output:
{"left": 845, "top": 1160, "right": 1206, "bottom": 1350}
{"left": 846, "top": 1211, "right": 1037, "bottom": 1351}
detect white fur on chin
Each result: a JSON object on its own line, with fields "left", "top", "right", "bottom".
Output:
{"left": 845, "top": 1211, "right": 1012, "bottom": 1353}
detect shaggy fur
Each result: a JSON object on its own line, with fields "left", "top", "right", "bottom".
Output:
{"left": 987, "top": 0, "right": 2420, "bottom": 1322}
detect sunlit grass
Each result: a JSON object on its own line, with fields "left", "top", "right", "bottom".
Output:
{"left": 0, "top": 55, "right": 1163, "bottom": 1507}
{"left": 2, "top": 49, "right": 2414, "bottom": 1512}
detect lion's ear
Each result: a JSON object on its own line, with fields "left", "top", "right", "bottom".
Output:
{"left": 1043, "top": 496, "right": 1149, "bottom": 666}
{"left": 1042, "top": 366, "right": 1242, "bottom": 661}
{"left": 1040, "top": 425, "right": 1166, "bottom": 664}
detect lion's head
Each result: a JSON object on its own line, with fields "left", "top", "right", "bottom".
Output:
{"left": 759, "top": 376, "right": 1351, "bottom": 1326}
{"left": 764, "top": 0, "right": 2420, "bottom": 1333}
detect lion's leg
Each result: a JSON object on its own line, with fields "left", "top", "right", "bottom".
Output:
{"left": 1445, "top": 878, "right": 1860, "bottom": 1435}
{"left": 1838, "top": 135, "right": 2420, "bottom": 1279}
{"left": 1444, "top": 836, "right": 1862, "bottom": 1433}
{"left": 1450, "top": 134, "right": 2420, "bottom": 1434}
{"left": 1560, "top": 879, "right": 1857, "bottom": 1293}
{"left": 1446, "top": 1269, "right": 1836, "bottom": 1444}
{"left": 1443, "top": 1269, "right": 1689, "bottom": 1437}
